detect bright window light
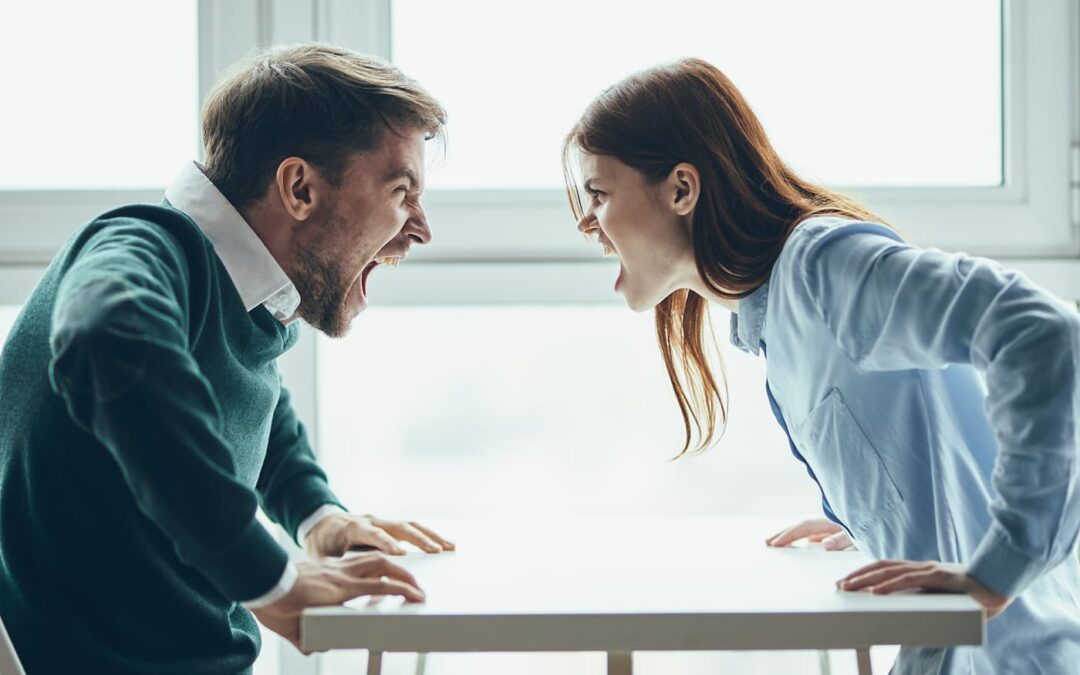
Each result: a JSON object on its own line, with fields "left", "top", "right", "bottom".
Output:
{"left": 0, "top": 0, "right": 198, "bottom": 190}
{"left": 317, "top": 305, "right": 821, "bottom": 520}
{"left": 393, "top": 0, "right": 1001, "bottom": 189}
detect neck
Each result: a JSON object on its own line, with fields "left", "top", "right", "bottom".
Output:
{"left": 674, "top": 256, "right": 740, "bottom": 314}
{"left": 242, "top": 201, "right": 298, "bottom": 280}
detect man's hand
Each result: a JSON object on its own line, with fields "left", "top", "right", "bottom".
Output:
{"left": 305, "top": 513, "right": 456, "bottom": 558}
{"left": 766, "top": 518, "right": 855, "bottom": 551}
{"left": 250, "top": 553, "right": 425, "bottom": 653}
{"left": 837, "top": 559, "right": 1012, "bottom": 619}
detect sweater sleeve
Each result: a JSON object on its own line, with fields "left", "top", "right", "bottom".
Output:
{"left": 47, "top": 219, "right": 290, "bottom": 602}
{"left": 257, "top": 382, "right": 346, "bottom": 544}
{"left": 792, "top": 221, "right": 1080, "bottom": 598}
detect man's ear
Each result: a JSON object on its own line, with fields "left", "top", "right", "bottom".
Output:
{"left": 274, "top": 157, "right": 321, "bottom": 221}
{"left": 668, "top": 162, "right": 701, "bottom": 217}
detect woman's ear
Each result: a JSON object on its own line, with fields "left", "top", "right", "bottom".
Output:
{"left": 275, "top": 156, "right": 322, "bottom": 222}
{"left": 668, "top": 162, "right": 701, "bottom": 217}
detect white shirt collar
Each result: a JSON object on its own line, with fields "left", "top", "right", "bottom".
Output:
{"left": 164, "top": 161, "right": 301, "bottom": 323}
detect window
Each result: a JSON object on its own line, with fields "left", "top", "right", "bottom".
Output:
{"left": 0, "top": 0, "right": 198, "bottom": 190}
{"left": 386, "top": 0, "right": 1075, "bottom": 260}
{"left": 394, "top": 0, "right": 1002, "bottom": 190}
{"left": 317, "top": 305, "right": 820, "bottom": 519}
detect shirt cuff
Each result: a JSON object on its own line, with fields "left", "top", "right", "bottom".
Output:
{"left": 241, "top": 560, "right": 298, "bottom": 609}
{"left": 296, "top": 503, "right": 348, "bottom": 545}
{"left": 967, "top": 523, "right": 1048, "bottom": 598}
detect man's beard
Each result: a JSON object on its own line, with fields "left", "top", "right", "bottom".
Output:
{"left": 293, "top": 213, "right": 354, "bottom": 338}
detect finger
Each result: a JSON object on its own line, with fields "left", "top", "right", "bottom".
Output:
{"left": 345, "top": 553, "right": 421, "bottom": 590}
{"left": 348, "top": 577, "right": 426, "bottom": 604}
{"left": 838, "top": 559, "right": 900, "bottom": 585}
{"left": 766, "top": 525, "right": 797, "bottom": 546}
{"left": 767, "top": 520, "right": 835, "bottom": 547}
{"left": 411, "top": 522, "right": 456, "bottom": 551}
{"left": 395, "top": 523, "right": 442, "bottom": 553}
{"left": 872, "top": 569, "right": 962, "bottom": 595}
{"left": 822, "top": 532, "right": 854, "bottom": 551}
{"left": 841, "top": 563, "right": 922, "bottom": 591}
{"left": 347, "top": 524, "right": 406, "bottom": 555}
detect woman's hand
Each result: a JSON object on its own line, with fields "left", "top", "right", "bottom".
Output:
{"left": 766, "top": 518, "right": 855, "bottom": 551}
{"left": 837, "top": 560, "right": 1012, "bottom": 618}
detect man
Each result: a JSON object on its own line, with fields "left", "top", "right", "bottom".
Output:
{"left": 0, "top": 44, "right": 453, "bottom": 673}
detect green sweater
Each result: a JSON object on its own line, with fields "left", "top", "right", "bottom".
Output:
{"left": 0, "top": 204, "right": 343, "bottom": 674}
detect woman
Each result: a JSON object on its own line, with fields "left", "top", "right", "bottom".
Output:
{"left": 564, "top": 58, "right": 1080, "bottom": 673}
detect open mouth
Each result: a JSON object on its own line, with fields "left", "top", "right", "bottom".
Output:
{"left": 359, "top": 255, "right": 403, "bottom": 298}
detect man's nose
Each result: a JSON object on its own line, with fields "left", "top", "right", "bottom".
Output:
{"left": 403, "top": 204, "right": 432, "bottom": 245}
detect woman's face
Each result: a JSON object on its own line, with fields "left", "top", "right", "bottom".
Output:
{"left": 577, "top": 152, "right": 698, "bottom": 312}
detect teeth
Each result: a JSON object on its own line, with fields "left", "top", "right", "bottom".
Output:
{"left": 376, "top": 256, "right": 401, "bottom": 268}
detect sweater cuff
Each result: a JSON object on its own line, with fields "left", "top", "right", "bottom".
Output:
{"left": 242, "top": 561, "right": 298, "bottom": 609}
{"left": 967, "top": 524, "right": 1047, "bottom": 598}
{"left": 200, "top": 517, "right": 290, "bottom": 602}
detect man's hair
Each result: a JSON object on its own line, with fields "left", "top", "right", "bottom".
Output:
{"left": 201, "top": 43, "right": 446, "bottom": 210}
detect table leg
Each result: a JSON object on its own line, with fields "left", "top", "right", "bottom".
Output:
{"left": 855, "top": 648, "right": 873, "bottom": 675}
{"left": 366, "top": 650, "right": 383, "bottom": 675}
{"left": 414, "top": 652, "right": 428, "bottom": 675}
{"left": 607, "top": 651, "right": 632, "bottom": 675}
{"left": 817, "top": 650, "right": 832, "bottom": 675}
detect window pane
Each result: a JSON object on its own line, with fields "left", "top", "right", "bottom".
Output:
{"left": 317, "top": 306, "right": 821, "bottom": 519}
{"left": 393, "top": 0, "right": 1001, "bottom": 189}
{"left": 0, "top": 0, "right": 198, "bottom": 190}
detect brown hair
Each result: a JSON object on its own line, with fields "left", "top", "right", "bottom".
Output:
{"left": 201, "top": 43, "right": 446, "bottom": 211}
{"left": 563, "top": 58, "right": 885, "bottom": 457}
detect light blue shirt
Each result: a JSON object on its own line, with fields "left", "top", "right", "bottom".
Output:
{"left": 732, "top": 216, "right": 1080, "bottom": 674}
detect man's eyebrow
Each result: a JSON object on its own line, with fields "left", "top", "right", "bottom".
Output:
{"left": 384, "top": 168, "right": 419, "bottom": 188}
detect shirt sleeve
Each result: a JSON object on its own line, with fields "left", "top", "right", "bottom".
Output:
{"left": 792, "top": 220, "right": 1080, "bottom": 598}
{"left": 256, "top": 382, "right": 347, "bottom": 544}
{"left": 48, "top": 219, "right": 290, "bottom": 602}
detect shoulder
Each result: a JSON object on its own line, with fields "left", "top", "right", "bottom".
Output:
{"left": 68, "top": 203, "right": 214, "bottom": 280}
{"left": 780, "top": 215, "right": 905, "bottom": 272}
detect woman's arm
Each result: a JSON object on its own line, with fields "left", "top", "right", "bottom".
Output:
{"left": 791, "top": 220, "right": 1080, "bottom": 601}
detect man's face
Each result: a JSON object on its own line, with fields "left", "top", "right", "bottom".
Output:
{"left": 293, "top": 127, "right": 430, "bottom": 337}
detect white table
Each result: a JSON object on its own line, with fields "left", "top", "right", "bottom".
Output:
{"left": 301, "top": 518, "right": 984, "bottom": 675}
